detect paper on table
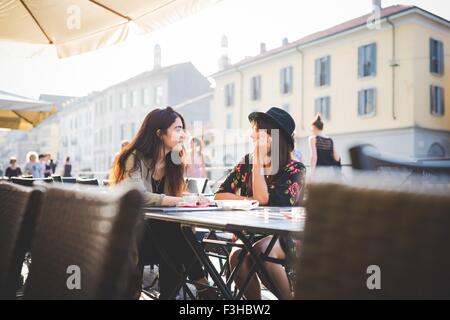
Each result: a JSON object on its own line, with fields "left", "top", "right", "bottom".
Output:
{"left": 214, "top": 200, "right": 260, "bottom": 211}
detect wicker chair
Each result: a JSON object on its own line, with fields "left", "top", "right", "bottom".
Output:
{"left": 295, "top": 177, "right": 450, "bottom": 299}
{"left": 24, "top": 184, "right": 143, "bottom": 299}
{"left": 0, "top": 182, "right": 44, "bottom": 299}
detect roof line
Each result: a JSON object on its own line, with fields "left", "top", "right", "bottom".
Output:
{"left": 211, "top": 5, "right": 449, "bottom": 77}
{"left": 172, "top": 92, "right": 213, "bottom": 110}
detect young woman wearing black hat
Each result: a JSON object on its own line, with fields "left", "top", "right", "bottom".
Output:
{"left": 215, "top": 107, "right": 306, "bottom": 300}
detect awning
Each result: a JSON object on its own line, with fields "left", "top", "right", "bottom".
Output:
{"left": 0, "top": 90, "right": 57, "bottom": 130}
{"left": 0, "top": 0, "right": 220, "bottom": 58}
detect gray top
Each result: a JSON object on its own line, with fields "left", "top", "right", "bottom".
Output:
{"left": 122, "top": 153, "right": 168, "bottom": 206}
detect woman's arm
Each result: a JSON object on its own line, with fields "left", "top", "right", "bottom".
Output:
{"left": 161, "top": 196, "right": 184, "bottom": 206}
{"left": 333, "top": 144, "right": 341, "bottom": 163}
{"left": 214, "top": 159, "right": 245, "bottom": 199}
{"left": 214, "top": 193, "right": 247, "bottom": 201}
{"left": 309, "top": 136, "right": 317, "bottom": 173}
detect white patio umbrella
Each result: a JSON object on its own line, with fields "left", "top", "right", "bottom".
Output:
{"left": 0, "top": 90, "right": 57, "bottom": 130}
{"left": 0, "top": 0, "right": 220, "bottom": 58}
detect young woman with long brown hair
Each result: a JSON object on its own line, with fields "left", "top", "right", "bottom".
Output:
{"left": 111, "top": 107, "right": 212, "bottom": 299}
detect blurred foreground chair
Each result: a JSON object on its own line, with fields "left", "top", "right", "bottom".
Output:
{"left": 296, "top": 176, "right": 450, "bottom": 299}
{"left": 11, "top": 177, "right": 53, "bottom": 187}
{"left": 51, "top": 175, "right": 62, "bottom": 183}
{"left": 61, "top": 177, "right": 76, "bottom": 184}
{"left": 350, "top": 144, "right": 450, "bottom": 176}
{"left": 76, "top": 178, "right": 99, "bottom": 186}
{"left": 0, "top": 182, "right": 44, "bottom": 299}
{"left": 24, "top": 184, "right": 143, "bottom": 299}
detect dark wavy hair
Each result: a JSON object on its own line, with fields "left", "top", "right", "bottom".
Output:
{"left": 249, "top": 117, "right": 292, "bottom": 186}
{"left": 112, "top": 107, "right": 187, "bottom": 196}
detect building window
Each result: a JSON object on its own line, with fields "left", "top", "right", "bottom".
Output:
{"left": 109, "top": 95, "right": 113, "bottom": 111}
{"left": 143, "top": 88, "right": 150, "bottom": 106}
{"left": 155, "top": 85, "right": 163, "bottom": 105}
{"left": 226, "top": 113, "right": 232, "bottom": 129}
{"left": 280, "top": 66, "right": 293, "bottom": 94}
{"left": 109, "top": 126, "right": 112, "bottom": 143}
{"left": 315, "top": 56, "right": 331, "bottom": 86}
{"left": 131, "top": 90, "right": 139, "bottom": 107}
{"left": 120, "top": 124, "right": 126, "bottom": 140}
{"left": 251, "top": 75, "right": 262, "bottom": 101}
{"left": 121, "top": 93, "right": 127, "bottom": 109}
{"left": 428, "top": 143, "right": 446, "bottom": 158}
{"left": 225, "top": 83, "right": 235, "bottom": 107}
{"left": 282, "top": 104, "right": 290, "bottom": 113}
{"left": 315, "top": 96, "right": 331, "bottom": 121}
{"left": 430, "top": 85, "right": 445, "bottom": 117}
{"left": 430, "top": 38, "right": 444, "bottom": 75}
{"left": 358, "top": 43, "right": 377, "bottom": 78}
{"left": 358, "top": 88, "right": 376, "bottom": 117}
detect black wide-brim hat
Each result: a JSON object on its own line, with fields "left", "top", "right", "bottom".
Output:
{"left": 248, "top": 107, "right": 295, "bottom": 150}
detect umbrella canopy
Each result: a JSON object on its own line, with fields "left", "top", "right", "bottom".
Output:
{"left": 0, "top": 0, "right": 220, "bottom": 58}
{"left": 0, "top": 90, "right": 57, "bottom": 130}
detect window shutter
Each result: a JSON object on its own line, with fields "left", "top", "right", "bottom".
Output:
{"left": 326, "top": 96, "right": 331, "bottom": 120}
{"left": 250, "top": 78, "right": 254, "bottom": 100}
{"left": 358, "top": 46, "right": 364, "bottom": 78}
{"left": 371, "top": 44, "right": 377, "bottom": 76}
{"left": 358, "top": 90, "right": 364, "bottom": 115}
{"left": 438, "top": 41, "right": 444, "bottom": 75}
{"left": 430, "top": 39, "right": 435, "bottom": 73}
{"left": 280, "top": 69, "right": 284, "bottom": 94}
{"left": 315, "top": 58, "right": 320, "bottom": 86}
{"left": 371, "top": 89, "right": 376, "bottom": 114}
{"left": 288, "top": 67, "right": 293, "bottom": 93}
{"left": 326, "top": 56, "right": 331, "bottom": 85}
{"left": 438, "top": 87, "right": 444, "bottom": 115}
{"left": 430, "top": 86, "right": 435, "bottom": 115}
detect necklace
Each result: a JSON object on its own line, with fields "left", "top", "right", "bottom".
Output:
{"left": 153, "top": 176, "right": 162, "bottom": 192}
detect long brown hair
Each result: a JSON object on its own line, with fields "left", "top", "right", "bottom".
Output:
{"left": 111, "top": 107, "right": 187, "bottom": 196}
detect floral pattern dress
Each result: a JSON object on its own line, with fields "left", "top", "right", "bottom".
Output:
{"left": 216, "top": 154, "right": 306, "bottom": 206}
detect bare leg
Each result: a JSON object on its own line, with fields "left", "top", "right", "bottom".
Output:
{"left": 253, "top": 236, "right": 292, "bottom": 300}
{"left": 229, "top": 247, "right": 262, "bottom": 300}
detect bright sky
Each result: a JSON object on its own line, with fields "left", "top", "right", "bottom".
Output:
{"left": 0, "top": 0, "right": 448, "bottom": 99}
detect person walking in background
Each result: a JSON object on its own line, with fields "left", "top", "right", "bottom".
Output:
{"left": 38, "top": 154, "right": 46, "bottom": 178}
{"left": 186, "top": 137, "right": 207, "bottom": 178}
{"left": 44, "top": 153, "right": 57, "bottom": 177}
{"left": 308, "top": 114, "right": 341, "bottom": 174}
{"left": 63, "top": 157, "right": 72, "bottom": 177}
{"left": 24, "top": 152, "right": 40, "bottom": 178}
{"left": 5, "top": 157, "right": 22, "bottom": 178}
